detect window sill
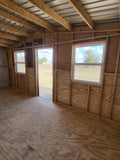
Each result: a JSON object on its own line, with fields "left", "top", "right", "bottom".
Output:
{"left": 15, "top": 72, "right": 26, "bottom": 75}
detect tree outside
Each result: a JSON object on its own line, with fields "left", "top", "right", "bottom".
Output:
{"left": 83, "top": 49, "right": 101, "bottom": 63}
{"left": 38, "top": 57, "right": 48, "bottom": 64}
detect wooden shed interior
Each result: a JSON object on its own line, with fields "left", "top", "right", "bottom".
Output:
{"left": 0, "top": 0, "right": 120, "bottom": 159}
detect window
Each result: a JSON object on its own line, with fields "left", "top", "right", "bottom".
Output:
{"left": 72, "top": 42, "right": 105, "bottom": 84}
{"left": 14, "top": 50, "right": 26, "bottom": 73}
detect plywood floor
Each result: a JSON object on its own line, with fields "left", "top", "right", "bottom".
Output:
{"left": 0, "top": 88, "right": 120, "bottom": 160}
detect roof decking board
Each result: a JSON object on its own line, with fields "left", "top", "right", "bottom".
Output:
{"left": 9, "top": 0, "right": 119, "bottom": 26}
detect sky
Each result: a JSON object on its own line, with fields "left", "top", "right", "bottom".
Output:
{"left": 16, "top": 52, "right": 25, "bottom": 62}
{"left": 75, "top": 45, "right": 104, "bottom": 63}
{"left": 38, "top": 48, "right": 53, "bottom": 63}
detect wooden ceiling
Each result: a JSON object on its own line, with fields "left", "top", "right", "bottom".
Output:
{"left": 0, "top": 0, "right": 120, "bottom": 48}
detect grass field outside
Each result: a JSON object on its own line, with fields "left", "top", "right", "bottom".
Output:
{"left": 38, "top": 64, "right": 53, "bottom": 99}
{"left": 74, "top": 65, "right": 101, "bottom": 82}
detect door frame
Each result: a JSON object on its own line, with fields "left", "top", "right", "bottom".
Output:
{"left": 35, "top": 47, "right": 54, "bottom": 100}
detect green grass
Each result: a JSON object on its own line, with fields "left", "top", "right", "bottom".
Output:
{"left": 75, "top": 66, "right": 100, "bottom": 82}
{"left": 75, "top": 70, "right": 100, "bottom": 77}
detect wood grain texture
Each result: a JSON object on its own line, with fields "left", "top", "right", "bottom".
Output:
{"left": 15, "top": 74, "right": 26, "bottom": 90}
{"left": 44, "top": 33, "right": 57, "bottom": 46}
{"left": 89, "top": 86, "right": 101, "bottom": 114}
{"left": 112, "top": 76, "right": 120, "bottom": 121}
{"left": 0, "top": 88, "right": 120, "bottom": 160}
{"left": 101, "top": 75, "right": 114, "bottom": 118}
{"left": 27, "top": 0, "right": 72, "bottom": 30}
{"left": 27, "top": 68, "right": 36, "bottom": 96}
{"left": 0, "top": 0, "right": 56, "bottom": 31}
{"left": 0, "top": 49, "right": 9, "bottom": 88}
{"left": 7, "top": 31, "right": 120, "bottom": 122}
{"left": 57, "top": 70, "right": 71, "bottom": 104}
{"left": 71, "top": 82, "right": 88, "bottom": 110}
{"left": 68, "top": 0, "right": 94, "bottom": 29}
{"left": 57, "top": 43, "right": 72, "bottom": 70}
{"left": 0, "top": 9, "right": 43, "bottom": 32}
{"left": 57, "top": 33, "right": 72, "bottom": 70}
{"left": 105, "top": 36, "right": 119, "bottom": 73}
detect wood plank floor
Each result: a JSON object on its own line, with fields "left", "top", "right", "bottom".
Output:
{"left": 0, "top": 88, "right": 120, "bottom": 160}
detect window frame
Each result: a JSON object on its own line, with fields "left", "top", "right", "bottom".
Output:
{"left": 72, "top": 41, "right": 106, "bottom": 84}
{"left": 14, "top": 50, "right": 26, "bottom": 74}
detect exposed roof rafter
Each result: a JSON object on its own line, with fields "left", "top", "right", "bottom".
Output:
{"left": 0, "top": 38, "right": 14, "bottom": 44}
{"left": 27, "top": 0, "right": 72, "bottom": 31}
{"left": 0, "top": 9, "right": 43, "bottom": 32}
{"left": 0, "top": 43, "right": 10, "bottom": 48}
{"left": 0, "top": 23, "right": 30, "bottom": 37}
{"left": 0, "top": 0, "right": 56, "bottom": 31}
{"left": 68, "top": 0, "right": 94, "bottom": 29}
{"left": 0, "top": 32, "right": 23, "bottom": 41}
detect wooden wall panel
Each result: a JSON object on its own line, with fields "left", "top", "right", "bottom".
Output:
{"left": 0, "top": 49, "right": 9, "bottom": 88}
{"left": 112, "top": 76, "right": 120, "bottom": 121}
{"left": 7, "top": 49, "right": 13, "bottom": 68}
{"left": 57, "top": 43, "right": 72, "bottom": 70}
{"left": 15, "top": 74, "right": 26, "bottom": 90}
{"left": 7, "top": 28, "right": 120, "bottom": 122}
{"left": 8, "top": 68, "right": 12, "bottom": 86}
{"left": 57, "top": 33, "right": 72, "bottom": 70}
{"left": 44, "top": 33, "right": 57, "bottom": 45}
{"left": 89, "top": 86, "right": 101, "bottom": 114}
{"left": 101, "top": 75, "right": 114, "bottom": 118}
{"left": 71, "top": 83, "right": 88, "bottom": 110}
{"left": 57, "top": 70, "right": 71, "bottom": 104}
{"left": 58, "top": 33, "right": 72, "bottom": 42}
{"left": 26, "top": 48, "right": 34, "bottom": 68}
{"left": 0, "top": 68, "right": 9, "bottom": 87}
{"left": 27, "top": 68, "right": 36, "bottom": 96}
{"left": 105, "top": 36, "right": 119, "bottom": 73}
{"left": 73, "top": 33, "right": 93, "bottom": 41}
{"left": 118, "top": 55, "right": 120, "bottom": 73}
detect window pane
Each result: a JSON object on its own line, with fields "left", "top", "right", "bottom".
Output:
{"left": 16, "top": 52, "right": 25, "bottom": 62}
{"left": 74, "top": 65, "right": 101, "bottom": 83}
{"left": 75, "top": 45, "right": 104, "bottom": 63}
{"left": 16, "top": 64, "right": 25, "bottom": 73}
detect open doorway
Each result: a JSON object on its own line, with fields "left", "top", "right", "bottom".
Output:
{"left": 36, "top": 48, "right": 53, "bottom": 100}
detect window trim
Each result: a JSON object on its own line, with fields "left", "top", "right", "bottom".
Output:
{"left": 14, "top": 50, "right": 26, "bottom": 74}
{"left": 72, "top": 41, "right": 106, "bottom": 84}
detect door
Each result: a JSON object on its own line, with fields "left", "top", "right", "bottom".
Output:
{"left": 37, "top": 48, "right": 53, "bottom": 100}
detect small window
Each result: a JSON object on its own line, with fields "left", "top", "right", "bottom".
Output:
{"left": 14, "top": 50, "right": 26, "bottom": 73}
{"left": 72, "top": 42, "right": 105, "bottom": 84}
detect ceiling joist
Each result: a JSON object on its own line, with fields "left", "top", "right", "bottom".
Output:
{"left": 27, "top": 0, "right": 72, "bottom": 31}
{"left": 0, "top": 32, "right": 23, "bottom": 41}
{"left": 0, "top": 9, "right": 43, "bottom": 32}
{"left": 0, "top": 0, "right": 56, "bottom": 31}
{"left": 0, "top": 23, "right": 30, "bottom": 37}
{"left": 68, "top": 0, "right": 94, "bottom": 30}
{"left": 0, "top": 43, "right": 10, "bottom": 48}
{"left": 0, "top": 38, "right": 14, "bottom": 44}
